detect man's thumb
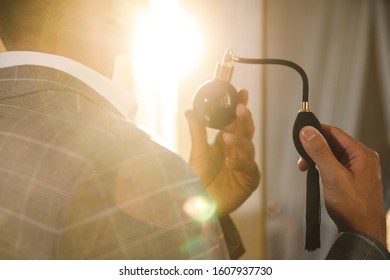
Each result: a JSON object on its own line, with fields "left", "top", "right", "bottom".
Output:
{"left": 299, "top": 126, "right": 341, "bottom": 176}
{"left": 185, "top": 110, "right": 208, "bottom": 155}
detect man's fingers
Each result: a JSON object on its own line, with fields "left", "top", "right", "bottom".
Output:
{"left": 222, "top": 132, "right": 255, "bottom": 160}
{"left": 235, "top": 103, "right": 255, "bottom": 139}
{"left": 225, "top": 157, "right": 260, "bottom": 190}
{"left": 297, "top": 157, "right": 308, "bottom": 171}
{"left": 223, "top": 89, "right": 254, "bottom": 139}
{"left": 238, "top": 89, "right": 249, "bottom": 105}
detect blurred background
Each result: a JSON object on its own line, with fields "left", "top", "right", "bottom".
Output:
{"left": 2, "top": 0, "right": 388, "bottom": 259}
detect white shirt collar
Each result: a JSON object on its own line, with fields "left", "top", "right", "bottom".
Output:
{"left": 0, "top": 51, "right": 137, "bottom": 118}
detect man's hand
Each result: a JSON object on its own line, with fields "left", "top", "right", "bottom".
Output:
{"left": 186, "top": 89, "right": 260, "bottom": 217}
{"left": 298, "top": 125, "right": 386, "bottom": 246}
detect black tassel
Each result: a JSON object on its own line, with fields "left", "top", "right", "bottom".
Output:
{"left": 305, "top": 162, "right": 321, "bottom": 251}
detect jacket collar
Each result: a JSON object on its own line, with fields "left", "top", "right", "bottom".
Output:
{"left": 0, "top": 51, "right": 137, "bottom": 118}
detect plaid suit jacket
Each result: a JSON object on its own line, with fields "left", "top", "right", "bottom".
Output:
{"left": 0, "top": 64, "right": 237, "bottom": 259}
{"left": 326, "top": 232, "right": 390, "bottom": 260}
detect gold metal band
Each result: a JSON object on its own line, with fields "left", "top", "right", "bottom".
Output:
{"left": 300, "top": 102, "right": 310, "bottom": 112}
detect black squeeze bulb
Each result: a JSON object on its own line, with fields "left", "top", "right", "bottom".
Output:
{"left": 193, "top": 49, "right": 239, "bottom": 129}
{"left": 292, "top": 103, "right": 325, "bottom": 161}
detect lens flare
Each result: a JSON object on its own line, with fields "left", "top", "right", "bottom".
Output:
{"left": 180, "top": 235, "right": 209, "bottom": 256}
{"left": 182, "top": 195, "right": 217, "bottom": 222}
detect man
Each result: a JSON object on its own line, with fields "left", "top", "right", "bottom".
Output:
{"left": 0, "top": 0, "right": 260, "bottom": 259}
{"left": 0, "top": 0, "right": 388, "bottom": 260}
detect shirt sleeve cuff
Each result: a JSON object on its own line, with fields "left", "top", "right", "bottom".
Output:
{"left": 326, "top": 231, "right": 390, "bottom": 260}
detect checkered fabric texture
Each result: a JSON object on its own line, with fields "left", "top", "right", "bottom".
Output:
{"left": 0, "top": 65, "right": 233, "bottom": 259}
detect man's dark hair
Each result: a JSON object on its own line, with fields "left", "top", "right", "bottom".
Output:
{"left": 0, "top": 0, "right": 149, "bottom": 50}
{"left": 0, "top": 0, "right": 64, "bottom": 49}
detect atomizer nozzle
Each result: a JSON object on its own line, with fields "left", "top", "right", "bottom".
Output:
{"left": 214, "top": 49, "right": 234, "bottom": 82}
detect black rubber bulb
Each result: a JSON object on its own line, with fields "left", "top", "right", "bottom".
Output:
{"left": 192, "top": 79, "right": 239, "bottom": 129}
{"left": 292, "top": 111, "right": 325, "bottom": 162}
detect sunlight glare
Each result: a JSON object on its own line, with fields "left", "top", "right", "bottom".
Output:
{"left": 127, "top": 0, "right": 204, "bottom": 151}
{"left": 132, "top": 0, "right": 203, "bottom": 80}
